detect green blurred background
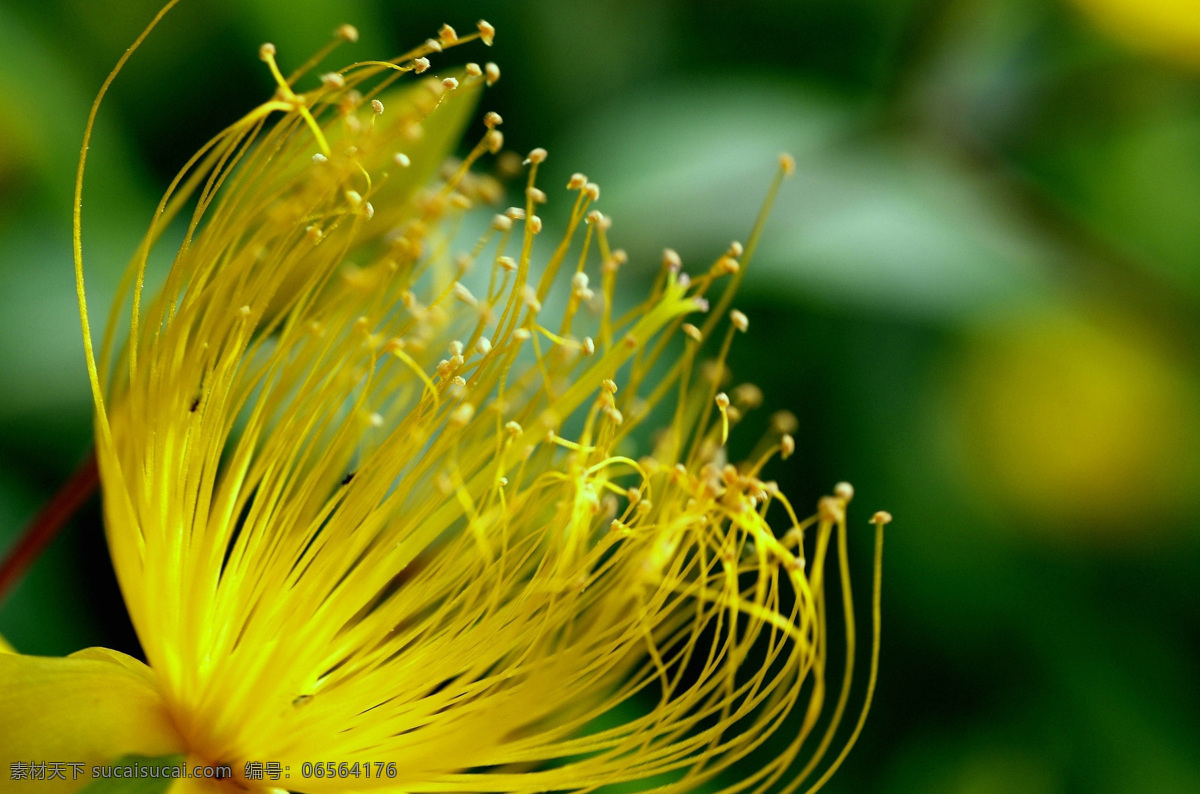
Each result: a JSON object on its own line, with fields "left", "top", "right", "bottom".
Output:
{"left": 2, "top": 0, "right": 1199, "bottom": 791}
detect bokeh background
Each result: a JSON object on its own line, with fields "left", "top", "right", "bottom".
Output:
{"left": 2, "top": 0, "right": 1199, "bottom": 791}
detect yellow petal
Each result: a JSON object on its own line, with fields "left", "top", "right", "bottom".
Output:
{"left": 0, "top": 648, "right": 185, "bottom": 794}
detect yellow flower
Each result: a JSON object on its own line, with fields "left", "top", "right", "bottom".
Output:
{"left": 1, "top": 8, "right": 888, "bottom": 793}
{"left": 1070, "top": 0, "right": 1200, "bottom": 69}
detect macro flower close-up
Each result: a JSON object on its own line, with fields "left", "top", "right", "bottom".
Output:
{"left": 6, "top": 0, "right": 1200, "bottom": 792}
{"left": 0, "top": 4, "right": 887, "bottom": 793}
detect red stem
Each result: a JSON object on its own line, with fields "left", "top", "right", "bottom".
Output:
{"left": 0, "top": 452, "right": 99, "bottom": 605}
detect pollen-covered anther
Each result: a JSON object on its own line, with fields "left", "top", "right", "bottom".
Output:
{"left": 586, "top": 210, "right": 604, "bottom": 225}
{"left": 780, "top": 152, "right": 796, "bottom": 175}
{"left": 442, "top": 77, "right": 460, "bottom": 91}
{"left": 344, "top": 189, "right": 363, "bottom": 209}
{"left": 477, "top": 19, "right": 496, "bottom": 45}
{"left": 772, "top": 410, "right": 799, "bottom": 434}
{"left": 363, "top": 202, "right": 375, "bottom": 220}
{"left": 572, "top": 272, "right": 590, "bottom": 297}
{"left": 452, "top": 282, "right": 478, "bottom": 306}
{"left": 370, "top": 99, "right": 384, "bottom": 115}
{"left": 305, "top": 224, "right": 323, "bottom": 243}
{"left": 567, "top": 173, "right": 588, "bottom": 190}
{"left": 237, "top": 305, "right": 251, "bottom": 318}
{"left": 505, "top": 420, "right": 523, "bottom": 437}
{"left": 734, "top": 383, "right": 763, "bottom": 408}
{"left": 715, "top": 392, "right": 731, "bottom": 409}
{"left": 872, "top": 510, "right": 894, "bottom": 526}
{"left": 607, "top": 407, "right": 624, "bottom": 425}
{"left": 730, "top": 309, "right": 749, "bottom": 332}
{"left": 682, "top": 323, "right": 702, "bottom": 342}
{"left": 662, "top": 248, "right": 682, "bottom": 272}
{"left": 513, "top": 327, "right": 531, "bottom": 341}
{"left": 527, "top": 186, "right": 547, "bottom": 204}
{"left": 728, "top": 241, "right": 745, "bottom": 258}
{"left": 818, "top": 495, "right": 845, "bottom": 523}
{"left": 601, "top": 378, "right": 618, "bottom": 395}
{"left": 413, "top": 57, "right": 431, "bottom": 74}
{"left": 425, "top": 38, "right": 443, "bottom": 53}
{"left": 505, "top": 207, "right": 526, "bottom": 221}
{"left": 258, "top": 42, "right": 277, "bottom": 61}
{"left": 521, "top": 285, "right": 541, "bottom": 312}
{"left": 311, "top": 153, "right": 328, "bottom": 166}
{"left": 717, "top": 256, "right": 741, "bottom": 275}
{"left": 528, "top": 215, "right": 543, "bottom": 234}
{"left": 335, "top": 23, "right": 359, "bottom": 42}
{"left": 525, "top": 147, "right": 548, "bottom": 165}
{"left": 485, "top": 62, "right": 500, "bottom": 86}
{"left": 496, "top": 255, "right": 517, "bottom": 271}
{"left": 584, "top": 183, "right": 600, "bottom": 201}
{"left": 581, "top": 336, "right": 595, "bottom": 355}
{"left": 369, "top": 412, "right": 385, "bottom": 428}
{"left": 781, "top": 552, "right": 805, "bottom": 573}
{"left": 483, "top": 129, "right": 504, "bottom": 154}
{"left": 449, "top": 402, "right": 475, "bottom": 426}
{"left": 438, "top": 23, "right": 458, "bottom": 45}
{"left": 483, "top": 111, "right": 503, "bottom": 129}
{"left": 449, "top": 193, "right": 473, "bottom": 210}
{"left": 475, "top": 337, "right": 492, "bottom": 356}
{"left": 466, "top": 63, "right": 483, "bottom": 78}
{"left": 780, "top": 433, "right": 796, "bottom": 460}
{"left": 320, "top": 72, "right": 345, "bottom": 89}
{"left": 834, "top": 481, "right": 855, "bottom": 503}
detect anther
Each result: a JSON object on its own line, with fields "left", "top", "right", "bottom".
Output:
{"left": 582, "top": 337, "right": 595, "bottom": 355}
{"left": 733, "top": 383, "right": 763, "bottom": 408}
{"left": 486, "top": 130, "right": 504, "bottom": 153}
{"left": 525, "top": 147, "right": 548, "bottom": 165}
{"left": 527, "top": 186, "right": 547, "bottom": 204}
{"left": 259, "top": 43, "right": 277, "bottom": 61}
{"left": 477, "top": 20, "right": 496, "bottom": 46}
{"left": 320, "top": 72, "right": 345, "bottom": 89}
{"left": 718, "top": 256, "right": 740, "bottom": 274}
{"left": 492, "top": 214, "right": 513, "bottom": 231}
{"left": 730, "top": 309, "right": 749, "bottom": 332}
{"left": 779, "top": 152, "right": 796, "bottom": 175}
{"left": 584, "top": 182, "right": 600, "bottom": 201}
{"left": 497, "top": 255, "right": 517, "bottom": 271}
{"left": 476, "top": 337, "right": 492, "bottom": 355}
{"left": 452, "top": 282, "right": 478, "bottom": 306}
{"left": 371, "top": 99, "right": 384, "bottom": 115}
{"left": 505, "top": 420, "right": 523, "bottom": 436}
{"left": 818, "top": 496, "right": 845, "bottom": 523}
{"left": 393, "top": 152, "right": 411, "bottom": 168}
{"left": 663, "top": 249, "right": 682, "bottom": 272}
{"left": 485, "top": 62, "right": 500, "bottom": 86}
{"left": 715, "top": 392, "right": 730, "bottom": 409}
{"left": 780, "top": 434, "right": 795, "bottom": 460}
{"left": 336, "top": 24, "right": 359, "bottom": 43}
{"left": 521, "top": 285, "right": 541, "bottom": 312}
{"left": 567, "top": 173, "right": 588, "bottom": 190}
{"left": 450, "top": 403, "right": 475, "bottom": 427}
{"left": 682, "top": 323, "right": 702, "bottom": 342}
{"left": 370, "top": 412, "right": 385, "bottom": 428}
{"left": 771, "top": 410, "right": 799, "bottom": 434}
{"left": 484, "top": 111, "right": 503, "bottom": 129}
{"left": 834, "top": 481, "right": 854, "bottom": 503}
{"left": 413, "top": 57, "right": 431, "bottom": 73}
{"left": 438, "top": 24, "right": 458, "bottom": 45}
{"left": 586, "top": 210, "right": 604, "bottom": 225}
{"left": 344, "top": 190, "right": 363, "bottom": 209}
{"left": 466, "top": 63, "right": 483, "bottom": 78}
{"left": 528, "top": 215, "right": 543, "bottom": 234}
{"left": 602, "top": 379, "right": 618, "bottom": 394}
{"left": 871, "top": 511, "right": 894, "bottom": 526}
{"left": 442, "top": 77, "right": 460, "bottom": 91}
{"left": 238, "top": 305, "right": 251, "bottom": 318}
{"left": 425, "top": 38, "right": 443, "bottom": 53}
{"left": 728, "top": 241, "right": 744, "bottom": 258}
{"left": 312, "top": 153, "right": 328, "bottom": 165}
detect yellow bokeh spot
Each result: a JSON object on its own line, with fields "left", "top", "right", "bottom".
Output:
{"left": 953, "top": 308, "right": 1200, "bottom": 540}
{"left": 1071, "top": 0, "right": 1200, "bottom": 69}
